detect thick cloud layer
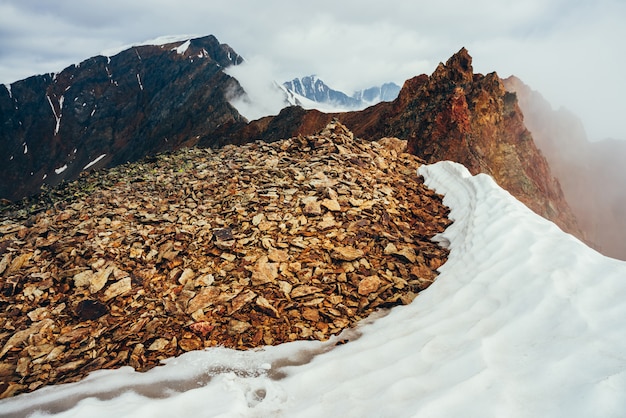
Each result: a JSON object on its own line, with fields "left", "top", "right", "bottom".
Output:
{"left": 1, "top": 0, "right": 624, "bottom": 140}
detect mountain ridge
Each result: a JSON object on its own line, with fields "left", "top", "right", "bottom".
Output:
{"left": 0, "top": 36, "right": 583, "bottom": 252}
{"left": 0, "top": 35, "right": 246, "bottom": 201}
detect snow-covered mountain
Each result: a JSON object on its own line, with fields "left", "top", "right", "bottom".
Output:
{"left": 2, "top": 161, "right": 625, "bottom": 418}
{"left": 282, "top": 75, "right": 400, "bottom": 110}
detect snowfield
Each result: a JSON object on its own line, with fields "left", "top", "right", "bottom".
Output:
{"left": 2, "top": 161, "right": 625, "bottom": 418}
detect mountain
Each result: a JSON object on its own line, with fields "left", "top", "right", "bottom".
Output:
{"left": 0, "top": 40, "right": 581, "bottom": 252}
{"left": 503, "top": 76, "right": 626, "bottom": 260}
{"left": 223, "top": 48, "right": 581, "bottom": 240}
{"left": 282, "top": 76, "right": 400, "bottom": 109}
{"left": 352, "top": 82, "right": 402, "bottom": 103}
{"left": 0, "top": 35, "right": 246, "bottom": 201}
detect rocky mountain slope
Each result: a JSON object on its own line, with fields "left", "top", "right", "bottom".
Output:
{"left": 0, "top": 35, "right": 246, "bottom": 201}
{"left": 222, "top": 49, "right": 581, "bottom": 239}
{"left": 504, "top": 76, "right": 626, "bottom": 260}
{"left": 0, "top": 121, "right": 451, "bottom": 398}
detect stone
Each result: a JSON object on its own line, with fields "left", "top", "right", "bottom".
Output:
{"left": 303, "top": 200, "right": 322, "bottom": 216}
{"left": 330, "top": 246, "right": 364, "bottom": 261}
{"left": 358, "top": 276, "right": 382, "bottom": 296}
{"left": 321, "top": 199, "right": 341, "bottom": 212}
{"left": 251, "top": 256, "right": 279, "bottom": 285}
{"left": 102, "top": 277, "right": 132, "bottom": 301}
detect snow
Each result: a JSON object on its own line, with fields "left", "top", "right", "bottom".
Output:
{"left": 82, "top": 154, "right": 107, "bottom": 171}
{"left": 5, "top": 83, "right": 12, "bottom": 99}
{"left": 46, "top": 95, "right": 63, "bottom": 136}
{"left": 136, "top": 74, "right": 144, "bottom": 91}
{"left": 54, "top": 164, "right": 68, "bottom": 175}
{"left": 100, "top": 35, "right": 201, "bottom": 58}
{"left": 173, "top": 40, "right": 191, "bottom": 55}
{"left": 22, "top": 143, "right": 27, "bottom": 154}
{"left": 1, "top": 161, "right": 625, "bottom": 417}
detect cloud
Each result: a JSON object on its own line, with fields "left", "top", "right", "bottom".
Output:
{"left": 0, "top": 0, "right": 625, "bottom": 140}
{"left": 224, "top": 57, "right": 288, "bottom": 121}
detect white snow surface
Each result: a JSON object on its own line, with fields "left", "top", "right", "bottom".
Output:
{"left": 82, "top": 154, "right": 107, "bottom": 171}
{"left": 54, "top": 164, "right": 68, "bottom": 175}
{"left": 174, "top": 40, "right": 191, "bottom": 55}
{"left": 2, "top": 161, "right": 625, "bottom": 418}
{"left": 100, "top": 35, "right": 201, "bottom": 58}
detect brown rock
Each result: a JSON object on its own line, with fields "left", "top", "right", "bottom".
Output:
{"left": 330, "top": 246, "right": 364, "bottom": 261}
{"left": 186, "top": 287, "right": 221, "bottom": 314}
{"left": 358, "top": 276, "right": 381, "bottom": 296}
{"left": 321, "top": 199, "right": 341, "bottom": 212}
{"left": 303, "top": 200, "right": 322, "bottom": 216}
{"left": 251, "top": 256, "right": 279, "bottom": 285}
{"left": 102, "top": 277, "right": 132, "bottom": 301}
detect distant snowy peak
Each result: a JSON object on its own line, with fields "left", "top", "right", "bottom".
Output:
{"left": 282, "top": 76, "right": 400, "bottom": 110}
{"left": 353, "top": 82, "right": 402, "bottom": 103}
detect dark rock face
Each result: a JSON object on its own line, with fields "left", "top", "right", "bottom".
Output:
{"left": 0, "top": 35, "right": 245, "bottom": 201}
{"left": 228, "top": 49, "right": 581, "bottom": 238}
{"left": 504, "top": 76, "right": 626, "bottom": 260}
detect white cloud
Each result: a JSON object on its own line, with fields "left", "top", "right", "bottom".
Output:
{"left": 0, "top": 0, "right": 625, "bottom": 140}
{"left": 224, "top": 57, "right": 289, "bottom": 121}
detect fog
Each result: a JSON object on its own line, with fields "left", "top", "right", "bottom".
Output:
{"left": 505, "top": 77, "right": 626, "bottom": 260}
{"left": 224, "top": 57, "right": 289, "bottom": 121}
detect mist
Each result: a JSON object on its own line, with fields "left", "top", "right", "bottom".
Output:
{"left": 504, "top": 76, "right": 626, "bottom": 260}
{"left": 224, "top": 57, "right": 288, "bottom": 121}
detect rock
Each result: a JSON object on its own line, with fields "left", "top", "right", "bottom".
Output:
{"left": 303, "top": 200, "right": 322, "bottom": 216}
{"left": 186, "top": 287, "right": 221, "bottom": 314}
{"left": 89, "top": 265, "right": 114, "bottom": 294}
{"left": 330, "top": 246, "right": 364, "bottom": 261}
{"left": 291, "top": 285, "right": 323, "bottom": 298}
{"left": 267, "top": 249, "right": 289, "bottom": 263}
{"left": 358, "top": 276, "right": 381, "bottom": 296}
{"left": 102, "top": 277, "right": 132, "bottom": 301}
{"left": 251, "top": 256, "right": 279, "bottom": 285}
{"left": 321, "top": 199, "right": 341, "bottom": 212}
{"left": 189, "top": 321, "right": 214, "bottom": 337}
{"left": 256, "top": 296, "right": 279, "bottom": 318}
{"left": 228, "top": 319, "right": 251, "bottom": 335}
{"left": 147, "top": 338, "right": 170, "bottom": 351}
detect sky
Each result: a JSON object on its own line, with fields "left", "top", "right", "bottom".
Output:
{"left": 2, "top": 160, "right": 625, "bottom": 417}
{"left": 0, "top": 0, "right": 625, "bottom": 141}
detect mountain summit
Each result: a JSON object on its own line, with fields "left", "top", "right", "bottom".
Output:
{"left": 222, "top": 48, "right": 581, "bottom": 240}
{"left": 0, "top": 35, "right": 246, "bottom": 201}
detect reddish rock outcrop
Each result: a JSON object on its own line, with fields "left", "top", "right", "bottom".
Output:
{"left": 218, "top": 49, "right": 581, "bottom": 237}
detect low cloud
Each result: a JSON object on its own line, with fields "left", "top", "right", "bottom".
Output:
{"left": 224, "top": 57, "right": 288, "bottom": 121}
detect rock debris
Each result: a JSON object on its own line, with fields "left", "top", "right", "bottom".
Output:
{"left": 0, "top": 121, "right": 451, "bottom": 398}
